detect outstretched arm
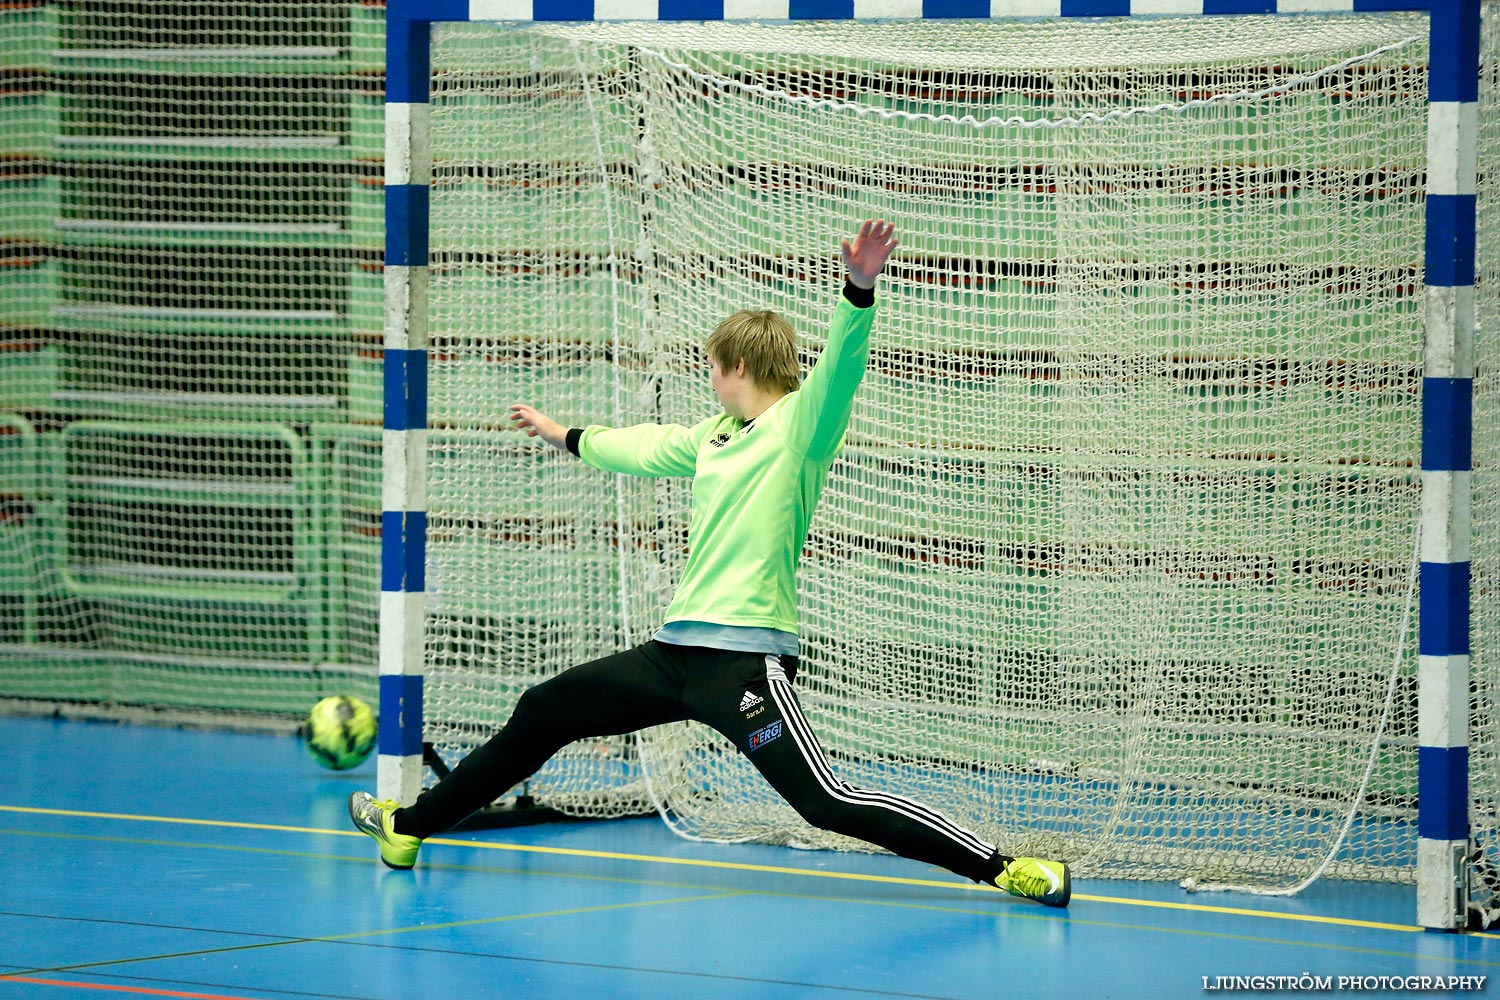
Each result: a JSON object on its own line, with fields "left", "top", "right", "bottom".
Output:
{"left": 512, "top": 402, "right": 711, "bottom": 477}
{"left": 788, "top": 219, "right": 899, "bottom": 461}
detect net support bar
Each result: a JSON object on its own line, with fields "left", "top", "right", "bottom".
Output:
{"left": 380, "top": 0, "right": 1478, "bottom": 929}
{"left": 1417, "top": 0, "right": 1480, "bottom": 933}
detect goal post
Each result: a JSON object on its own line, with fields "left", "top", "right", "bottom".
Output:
{"left": 1421, "top": 0, "right": 1482, "bottom": 932}
{"left": 381, "top": 0, "right": 1486, "bottom": 930}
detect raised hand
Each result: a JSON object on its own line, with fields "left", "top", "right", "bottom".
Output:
{"left": 841, "top": 219, "right": 899, "bottom": 290}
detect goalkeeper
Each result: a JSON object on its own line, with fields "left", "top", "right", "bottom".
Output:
{"left": 350, "top": 219, "right": 1071, "bottom": 907}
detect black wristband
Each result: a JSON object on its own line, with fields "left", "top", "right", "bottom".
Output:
{"left": 565, "top": 428, "right": 583, "bottom": 456}
{"left": 842, "top": 280, "right": 874, "bottom": 309}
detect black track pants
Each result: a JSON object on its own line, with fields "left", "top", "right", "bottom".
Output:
{"left": 396, "top": 641, "right": 1005, "bottom": 884}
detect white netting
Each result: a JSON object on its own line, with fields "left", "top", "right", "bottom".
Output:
{"left": 422, "top": 14, "right": 1436, "bottom": 882}
{"left": 1469, "top": 3, "right": 1500, "bottom": 929}
{"left": 0, "top": 3, "right": 384, "bottom": 719}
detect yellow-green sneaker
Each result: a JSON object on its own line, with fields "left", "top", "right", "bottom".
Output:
{"left": 997, "top": 857, "right": 1071, "bottom": 908}
{"left": 348, "top": 791, "right": 423, "bottom": 870}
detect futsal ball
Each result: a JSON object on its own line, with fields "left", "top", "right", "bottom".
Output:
{"left": 303, "top": 695, "right": 377, "bottom": 771}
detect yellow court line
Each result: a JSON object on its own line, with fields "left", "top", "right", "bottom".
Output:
{"left": 0, "top": 803, "right": 1478, "bottom": 938}
{"left": 326, "top": 890, "right": 754, "bottom": 943}
{"left": 6, "top": 891, "right": 751, "bottom": 979}
{"left": 10, "top": 826, "right": 1500, "bottom": 975}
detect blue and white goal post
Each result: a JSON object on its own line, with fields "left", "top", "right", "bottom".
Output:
{"left": 380, "top": 0, "right": 1482, "bottom": 930}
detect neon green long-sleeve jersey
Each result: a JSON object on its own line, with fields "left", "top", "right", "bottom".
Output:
{"left": 577, "top": 294, "right": 876, "bottom": 636}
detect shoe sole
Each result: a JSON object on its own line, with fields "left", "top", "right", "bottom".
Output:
{"left": 1051, "top": 864, "right": 1072, "bottom": 908}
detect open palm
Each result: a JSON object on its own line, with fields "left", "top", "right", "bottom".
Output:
{"left": 841, "top": 219, "right": 899, "bottom": 290}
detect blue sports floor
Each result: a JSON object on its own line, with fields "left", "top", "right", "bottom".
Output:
{"left": 3, "top": 714, "right": 1498, "bottom": 1000}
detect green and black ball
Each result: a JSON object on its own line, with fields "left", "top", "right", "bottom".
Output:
{"left": 303, "top": 695, "right": 377, "bottom": 771}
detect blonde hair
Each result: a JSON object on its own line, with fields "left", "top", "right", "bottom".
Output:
{"left": 706, "top": 310, "right": 800, "bottom": 396}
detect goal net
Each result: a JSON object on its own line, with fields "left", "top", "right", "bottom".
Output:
{"left": 421, "top": 13, "right": 1441, "bottom": 883}
{"left": 1469, "top": 7, "right": 1500, "bottom": 926}
{"left": 0, "top": 2, "right": 383, "bottom": 722}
